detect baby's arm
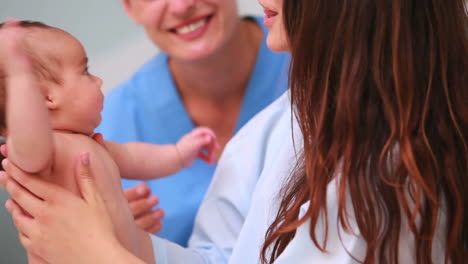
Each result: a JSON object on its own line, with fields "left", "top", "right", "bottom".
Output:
{"left": 1, "top": 22, "right": 53, "bottom": 173}
{"left": 104, "top": 127, "right": 219, "bottom": 180}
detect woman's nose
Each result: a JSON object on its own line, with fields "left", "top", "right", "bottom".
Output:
{"left": 169, "top": 0, "right": 196, "bottom": 17}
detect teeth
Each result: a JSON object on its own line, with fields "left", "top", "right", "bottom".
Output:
{"left": 176, "top": 19, "right": 206, "bottom": 35}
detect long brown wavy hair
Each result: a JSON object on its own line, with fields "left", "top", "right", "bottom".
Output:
{"left": 262, "top": 0, "right": 468, "bottom": 263}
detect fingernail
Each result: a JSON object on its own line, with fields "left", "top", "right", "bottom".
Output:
{"left": 137, "top": 186, "right": 146, "bottom": 195}
{"left": 81, "top": 152, "right": 90, "bottom": 165}
{"left": 2, "top": 158, "right": 8, "bottom": 168}
{"left": 153, "top": 210, "right": 163, "bottom": 219}
{"left": 147, "top": 196, "right": 158, "bottom": 205}
{"left": 0, "top": 144, "right": 7, "bottom": 155}
{"left": 5, "top": 200, "right": 12, "bottom": 211}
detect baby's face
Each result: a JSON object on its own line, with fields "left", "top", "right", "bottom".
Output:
{"left": 34, "top": 29, "right": 104, "bottom": 135}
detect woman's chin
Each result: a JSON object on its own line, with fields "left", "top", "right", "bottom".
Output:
{"left": 173, "top": 45, "right": 218, "bottom": 61}
{"left": 266, "top": 36, "right": 289, "bottom": 53}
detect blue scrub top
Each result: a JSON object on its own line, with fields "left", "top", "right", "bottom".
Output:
{"left": 96, "top": 16, "right": 289, "bottom": 246}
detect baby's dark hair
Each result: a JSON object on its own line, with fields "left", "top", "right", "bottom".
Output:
{"left": 0, "top": 20, "right": 48, "bottom": 29}
{"left": 0, "top": 20, "right": 63, "bottom": 136}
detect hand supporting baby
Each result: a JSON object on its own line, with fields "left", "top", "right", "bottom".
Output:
{"left": 0, "top": 152, "right": 132, "bottom": 264}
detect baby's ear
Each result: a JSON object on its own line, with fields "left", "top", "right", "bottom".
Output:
{"left": 45, "top": 94, "right": 59, "bottom": 110}
{"left": 44, "top": 85, "right": 59, "bottom": 110}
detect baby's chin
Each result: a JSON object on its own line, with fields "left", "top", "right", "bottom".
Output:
{"left": 72, "top": 123, "right": 100, "bottom": 137}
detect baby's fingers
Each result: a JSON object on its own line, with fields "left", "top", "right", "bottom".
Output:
{"left": 205, "top": 135, "right": 220, "bottom": 163}
{"left": 198, "top": 150, "right": 216, "bottom": 165}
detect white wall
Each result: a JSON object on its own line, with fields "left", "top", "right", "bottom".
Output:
{"left": 238, "top": 0, "right": 263, "bottom": 15}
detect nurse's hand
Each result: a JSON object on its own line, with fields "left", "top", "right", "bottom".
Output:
{"left": 124, "top": 183, "right": 165, "bottom": 234}
{"left": 0, "top": 153, "right": 140, "bottom": 264}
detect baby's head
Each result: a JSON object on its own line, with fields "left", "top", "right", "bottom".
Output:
{"left": 0, "top": 21, "right": 104, "bottom": 136}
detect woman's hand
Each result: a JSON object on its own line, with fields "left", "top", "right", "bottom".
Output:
{"left": 124, "top": 183, "right": 165, "bottom": 234}
{"left": 0, "top": 153, "right": 143, "bottom": 264}
{"left": 93, "top": 132, "right": 164, "bottom": 234}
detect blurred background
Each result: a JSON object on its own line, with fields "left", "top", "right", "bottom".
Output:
{"left": 0, "top": 1, "right": 263, "bottom": 263}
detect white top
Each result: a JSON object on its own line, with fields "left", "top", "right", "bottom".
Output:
{"left": 275, "top": 181, "right": 446, "bottom": 264}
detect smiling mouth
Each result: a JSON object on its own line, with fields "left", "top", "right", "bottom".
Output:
{"left": 170, "top": 15, "right": 214, "bottom": 35}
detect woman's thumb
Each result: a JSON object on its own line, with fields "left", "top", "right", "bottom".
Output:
{"left": 75, "top": 152, "right": 96, "bottom": 202}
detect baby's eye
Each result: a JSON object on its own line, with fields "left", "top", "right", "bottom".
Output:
{"left": 83, "top": 67, "right": 90, "bottom": 75}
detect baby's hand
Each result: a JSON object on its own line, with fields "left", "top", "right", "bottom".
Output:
{"left": 0, "top": 19, "right": 31, "bottom": 73}
{"left": 176, "top": 127, "right": 220, "bottom": 167}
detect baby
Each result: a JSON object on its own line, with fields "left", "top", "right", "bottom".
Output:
{"left": 0, "top": 20, "right": 219, "bottom": 264}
